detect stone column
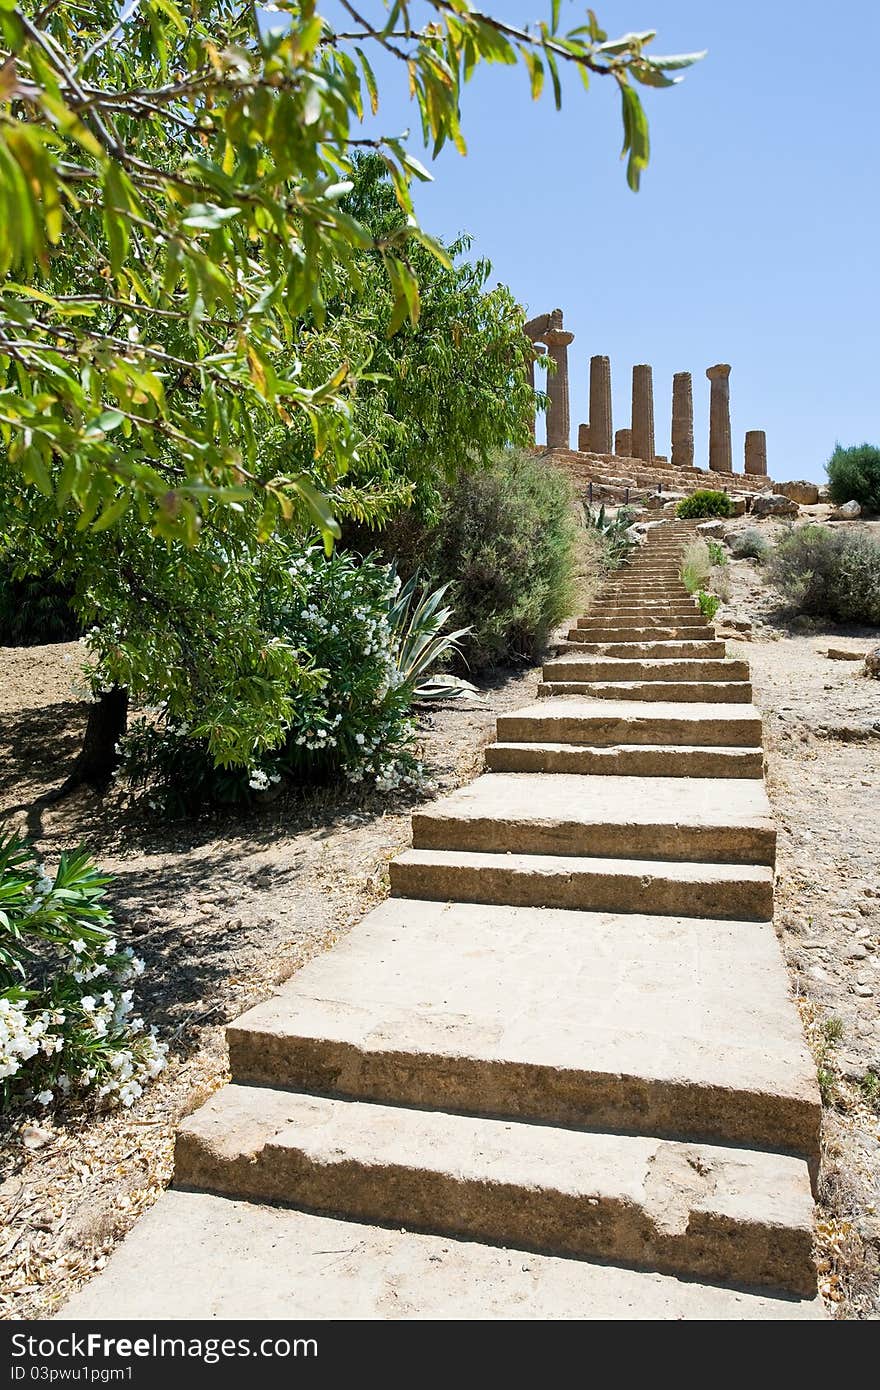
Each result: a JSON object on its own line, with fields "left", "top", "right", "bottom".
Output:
{"left": 744, "top": 429, "right": 768, "bottom": 476}
{"left": 544, "top": 327, "right": 574, "bottom": 449}
{"left": 577, "top": 423, "right": 591, "bottom": 451}
{"left": 525, "top": 348, "right": 536, "bottom": 441}
{"left": 671, "top": 371, "right": 694, "bottom": 467}
{"left": 614, "top": 428, "right": 632, "bottom": 456}
{"left": 588, "top": 355, "right": 613, "bottom": 455}
{"left": 706, "top": 363, "right": 733, "bottom": 473}
{"left": 631, "top": 364, "right": 655, "bottom": 463}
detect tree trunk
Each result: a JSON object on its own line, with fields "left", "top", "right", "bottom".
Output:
{"left": 48, "top": 686, "right": 129, "bottom": 801}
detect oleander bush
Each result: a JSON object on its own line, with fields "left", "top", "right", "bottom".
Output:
{"left": 768, "top": 525, "right": 880, "bottom": 624}
{"left": 675, "top": 490, "right": 735, "bottom": 519}
{"left": 119, "top": 549, "right": 472, "bottom": 815}
{"left": 826, "top": 443, "right": 880, "bottom": 512}
{"left": 0, "top": 835, "right": 167, "bottom": 1112}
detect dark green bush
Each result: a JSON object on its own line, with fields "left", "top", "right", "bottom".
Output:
{"left": 429, "top": 451, "right": 578, "bottom": 670}
{"left": 0, "top": 570, "right": 79, "bottom": 646}
{"left": 826, "top": 443, "right": 880, "bottom": 512}
{"left": 768, "top": 525, "right": 880, "bottom": 624}
{"left": 675, "top": 489, "right": 735, "bottom": 519}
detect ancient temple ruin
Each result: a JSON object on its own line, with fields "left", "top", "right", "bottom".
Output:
{"left": 525, "top": 311, "right": 771, "bottom": 490}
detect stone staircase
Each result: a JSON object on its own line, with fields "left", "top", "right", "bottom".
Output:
{"left": 63, "top": 520, "right": 824, "bottom": 1321}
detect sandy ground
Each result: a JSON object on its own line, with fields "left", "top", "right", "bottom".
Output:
{"left": 1, "top": 516, "right": 878, "bottom": 1319}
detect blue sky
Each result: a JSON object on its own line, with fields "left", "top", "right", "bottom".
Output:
{"left": 319, "top": 0, "right": 880, "bottom": 483}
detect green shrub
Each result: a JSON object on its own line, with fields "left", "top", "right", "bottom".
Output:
{"left": 0, "top": 570, "right": 79, "bottom": 646}
{"left": 583, "top": 504, "right": 637, "bottom": 570}
{"left": 768, "top": 525, "right": 880, "bottom": 624}
{"left": 696, "top": 590, "right": 720, "bottom": 621}
{"left": 428, "top": 451, "right": 578, "bottom": 670}
{"left": 119, "top": 550, "right": 471, "bottom": 814}
{"left": 680, "top": 539, "right": 712, "bottom": 594}
{"left": 826, "top": 443, "right": 880, "bottom": 512}
{"left": 729, "top": 528, "right": 771, "bottom": 561}
{"left": 675, "top": 490, "right": 735, "bottom": 519}
{"left": 0, "top": 835, "right": 167, "bottom": 1111}
{"left": 706, "top": 540, "right": 728, "bottom": 567}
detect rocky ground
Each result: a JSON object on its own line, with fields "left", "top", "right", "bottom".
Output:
{"left": 717, "top": 514, "right": 880, "bottom": 1318}
{"left": 1, "top": 514, "right": 878, "bottom": 1320}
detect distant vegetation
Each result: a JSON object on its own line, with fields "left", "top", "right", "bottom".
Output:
{"left": 826, "top": 444, "right": 880, "bottom": 512}
{"left": 675, "top": 490, "right": 736, "bottom": 520}
{"left": 729, "top": 529, "right": 771, "bottom": 562}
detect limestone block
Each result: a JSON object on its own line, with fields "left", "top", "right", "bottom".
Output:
{"left": 779, "top": 480, "right": 820, "bottom": 505}
{"left": 752, "top": 494, "right": 799, "bottom": 518}
{"left": 831, "top": 499, "right": 862, "bottom": 520}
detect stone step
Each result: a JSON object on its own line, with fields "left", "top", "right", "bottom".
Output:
{"left": 226, "top": 898, "right": 819, "bottom": 1156}
{"left": 411, "top": 773, "right": 776, "bottom": 865}
{"left": 485, "top": 741, "right": 764, "bottom": 778}
{"left": 590, "top": 604, "right": 699, "bottom": 615}
{"left": 538, "top": 681, "right": 753, "bottom": 704}
{"left": 174, "top": 1084, "right": 816, "bottom": 1296}
{"left": 558, "top": 639, "right": 726, "bottom": 658}
{"left": 543, "top": 658, "right": 750, "bottom": 682}
{"left": 391, "top": 847, "right": 774, "bottom": 920}
{"left": 575, "top": 615, "right": 710, "bottom": 630}
{"left": 567, "top": 627, "right": 715, "bottom": 644}
{"left": 496, "top": 700, "right": 763, "bottom": 749}
{"left": 60, "top": 1190, "right": 825, "bottom": 1321}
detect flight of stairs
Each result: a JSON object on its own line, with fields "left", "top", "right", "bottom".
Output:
{"left": 63, "top": 520, "right": 823, "bottom": 1321}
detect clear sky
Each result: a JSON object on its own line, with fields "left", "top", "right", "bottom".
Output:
{"left": 324, "top": 1, "right": 880, "bottom": 482}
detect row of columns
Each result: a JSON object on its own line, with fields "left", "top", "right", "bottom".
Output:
{"left": 525, "top": 312, "right": 768, "bottom": 477}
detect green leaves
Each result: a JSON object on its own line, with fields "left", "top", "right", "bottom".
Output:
{"left": 619, "top": 81, "right": 650, "bottom": 191}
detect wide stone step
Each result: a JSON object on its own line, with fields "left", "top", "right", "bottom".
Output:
{"left": 486, "top": 741, "right": 764, "bottom": 778}
{"left": 59, "top": 1190, "right": 824, "bottom": 1321}
{"left": 498, "top": 700, "right": 762, "bottom": 748}
{"left": 391, "top": 847, "right": 774, "bottom": 920}
{"left": 566, "top": 627, "right": 715, "bottom": 644}
{"left": 411, "top": 773, "right": 776, "bottom": 865}
{"left": 558, "top": 639, "right": 726, "bottom": 658}
{"left": 538, "top": 680, "right": 753, "bottom": 704}
{"left": 590, "top": 604, "right": 700, "bottom": 616}
{"left": 576, "top": 614, "right": 708, "bottom": 630}
{"left": 226, "top": 898, "right": 819, "bottom": 1155}
{"left": 543, "top": 658, "right": 750, "bottom": 682}
{"left": 174, "top": 1084, "right": 816, "bottom": 1296}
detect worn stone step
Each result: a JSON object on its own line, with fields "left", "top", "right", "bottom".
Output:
{"left": 485, "top": 741, "right": 764, "bottom": 778}
{"left": 576, "top": 614, "right": 708, "bottom": 630}
{"left": 543, "top": 658, "right": 750, "bottom": 683}
{"left": 539, "top": 681, "right": 753, "bottom": 704}
{"left": 411, "top": 773, "right": 776, "bottom": 865}
{"left": 567, "top": 627, "right": 715, "bottom": 644}
{"left": 559, "top": 639, "right": 726, "bottom": 658}
{"left": 590, "top": 604, "right": 700, "bottom": 616}
{"left": 224, "top": 899, "right": 819, "bottom": 1156}
{"left": 174, "top": 1085, "right": 816, "bottom": 1296}
{"left": 391, "top": 847, "right": 774, "bottom": 920}
{"left": 60, "top": 1189, "right": 825, "bottom": 1321}
{"left": 497, "top": 699, "right": 762, "bottom": 749}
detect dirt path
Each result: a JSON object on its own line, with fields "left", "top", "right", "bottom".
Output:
{"left": 0, "top": 648, "right": 541, "bottom": 1319}
{"left": 720, "top": 537, "right": 880, "bottom": 1317}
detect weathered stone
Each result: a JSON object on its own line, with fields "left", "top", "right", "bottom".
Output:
{"left": 730, "top": 497, "right": 747, "bottom": 516}
{"left": 697, "top": 519, "right": 726, "bottom": 538}
{"left": 752, "top": 493, "right": 799, "bottom": 518}
{"left": 831, "top": 499, "right": 862, "bottom": 520}
{"left": 744, "top": 429, "right": 767, "bottom": 477}
{"left": 631, "top": 364, "right": 655, "bottom": 463}
{"left": 614, "top": 428, "right": 632, "bottom": 456}
{"left": 825, "top": 648, "right": 866, "bottom": 661}
{"left": 578, "top": 423, "right": 591, "bottom": 451}
{"left": 707, "top": 364, "right": 733, "bottom": 473}
{"left": 865, "top": 647, "right": 880, "bottom": 678}
{"left": 779, "top": 480, "right": 819, "bottom": 505}
{"left": 671, "top": 372, "right": 694, "bottom": 467}
{"left": 544, "top": 323, "right": 574, "bottom": 450}
{"left": 588, "top": 355, "right": 613, "bottom": 455}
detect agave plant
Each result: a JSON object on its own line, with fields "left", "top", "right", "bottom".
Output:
{"left": 584, "top": 504, "right": 636, "bottom": 568}
{"left": 387, "top": 573, "right": 479, "bottom": 704}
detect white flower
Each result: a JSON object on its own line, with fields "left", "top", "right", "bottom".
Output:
{"left": 70, "top": 939, "right": 87, "bottom": 955}
{"left": 35, "top": 1090, "right": 53, "bottom": 1106}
